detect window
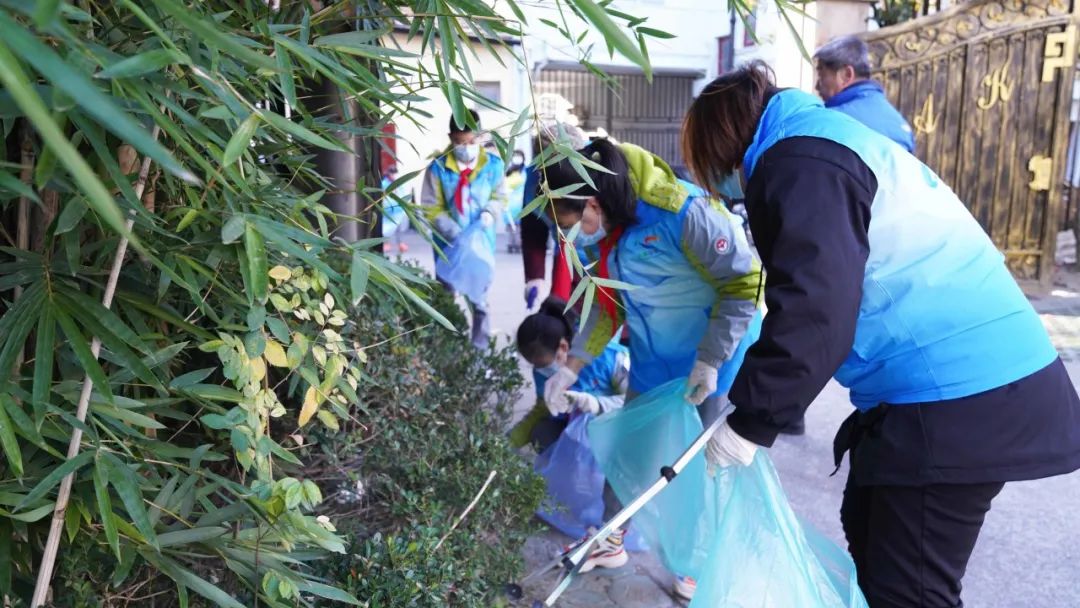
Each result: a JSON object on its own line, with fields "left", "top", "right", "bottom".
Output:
{"left": 718, "top": 35, "right": 734, "bottom": 73}
{"left": 742, "top": 11, "right": 758, "bottom": 47}
{"left": 475, "top": 81, "right": 501, "bottom": 105}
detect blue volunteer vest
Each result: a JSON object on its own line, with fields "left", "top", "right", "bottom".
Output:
{"left": 429, "top": 151, "right": 504, "bottom": 229}
{"left": 587, "top": 188, "right": 762, "bottom": 395}
{"left": 744, "top": 90, "right": 1058, "bottom": 409}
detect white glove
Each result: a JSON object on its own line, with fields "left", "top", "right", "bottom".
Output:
{"left": 524, "top": 279, "right": 545, "bottom": 310}
{"left": 480, "top": 211, "right": 495, "bottom": 227}
{"left": 705, "top": 419, "right": 758, "bottom": 474}
{"left": 564, "top": 391, "right": 600, "bottom": 416}
{"left": 685, "top": 360, "right": 718, "bottom": 406}
{"left": 543, "top": 366, "right": 579, "bottom": 416}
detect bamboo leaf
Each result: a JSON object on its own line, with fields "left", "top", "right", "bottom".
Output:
{"left": 94, "top": 457, "right": 120, "bottom": 558}
{"left": 295, "top": 580, "right": 362, "bottom": 605}
{"left": 0, "top": 39, "right": 130, "bottom": 238}
{"left": 0, "top": 14, "right": 197, "bottom": 184}
{"left": 147, "top": 554, "right": 245, "bottom": 608}
{"left": 169, "top": 368, "right": 214, "bottom": 390}
{"left": 54, "top": 198, "right": 88, "bottom": 234}
{"left": 350, "top": 251, "right": 369, "bottom": 305}
{"left": 222, "top": 113, "right": 259, "bottom": 166}
{"left": 244, "top": 223, "right": 268, "bottom": 305}
{"left": 274, "top": 43, "right": 298, "bottom": 111}
{"left": 103, "top": 453, "right": 158, "bottom": 548}
{"left": 16, "top": 450, "right": 94, "bottom": 510}
{"left": 53, "top": 304, "right": 114, "bottom": 403}
{"left": 148, "top": 0, "right": 275, "bottom": 70}
{"left": 221, "top": 215, "right": 245, "bottom": 245}
{"left": 156, "top": 526, "right": 227, "bottom": 548}
{"left": 33, "top": 0, "right": 61, "bottom": 27}
{"left": 0, "top": 170, "right": 40, "bottom": 204}
{"left": 0, "top": 395, "right": 22, "bottom": 477}
{"left": 566, "top": 0, "right": 650, "bottom": 78}
{"left": 97, "top": 49, "right": 184, "bottom": 80}
{"left": 258, "top": 109, "right": 345, "bottom": 152}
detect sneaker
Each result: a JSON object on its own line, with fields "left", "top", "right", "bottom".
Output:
{"left": 673, "top": 575, "right": 697, "bottom": 601}
{"left": 561, "top": 527, "right": 628, "bottom": 573}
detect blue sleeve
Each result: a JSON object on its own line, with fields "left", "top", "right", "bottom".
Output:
{"left": 533, "top": 369, "right": 546, "bottom": 400}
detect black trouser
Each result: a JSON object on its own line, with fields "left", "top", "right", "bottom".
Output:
{"left": 840, "top": 479, "right": 1003, "bottom": 608}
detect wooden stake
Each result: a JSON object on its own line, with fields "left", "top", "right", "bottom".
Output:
{"left": 30, "top": 127, "right": 161, "bottom": 608}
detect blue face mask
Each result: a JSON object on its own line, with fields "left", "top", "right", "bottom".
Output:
{"left": 716, "top": 170, "right": 745, "bottom": 201}
{"left": 573, "top": 224, "right": 607, "bottom": 248}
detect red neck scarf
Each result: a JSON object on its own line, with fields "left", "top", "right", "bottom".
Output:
{"left": 453, "top": 167, "right": 473, "bottom": 214}
{"left": 595, "top": 225, "right": 625, "bottom": 331}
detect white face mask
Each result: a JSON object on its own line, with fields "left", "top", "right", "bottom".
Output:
{"left": 574, "top": 223, "right": 607, "bottom": 248}
{"left": 453, "top": 144, "right": 479, "bottom": 163}
{"left": 535, "top": 362, "right": 560, "bottom": 378}
{"left": 716, "top": 171, "right": 745, "bottom": 200}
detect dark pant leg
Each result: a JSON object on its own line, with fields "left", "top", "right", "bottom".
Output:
{"left": 530, "top": 416, "right": 567, "bottom": 454}
{"left": 841, "top": 480, "right": 1004, "bottom": 608}
{"left": 469, "top": 298, "right": 490, "bottom": 349}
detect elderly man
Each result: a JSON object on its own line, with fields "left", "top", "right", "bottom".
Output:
{"left": 814, "top": 36, "right": 915, "bottom": 153}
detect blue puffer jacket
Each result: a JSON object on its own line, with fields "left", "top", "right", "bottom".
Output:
{"left": 826, "top": 80, "right": 915, "bottom": 153}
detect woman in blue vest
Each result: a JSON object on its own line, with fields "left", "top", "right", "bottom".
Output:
{"left": 539, "top": 138, "right": 764, "bottom": 600}
{"left": 681, "top": 61, "right": 1080, "bottom": 607}
{"left": 420, "top": 110, "right": 507, "bottom": 348}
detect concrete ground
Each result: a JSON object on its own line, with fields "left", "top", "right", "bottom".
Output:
{"left": 399, "top": 231, "right": 1080, "bottom": 607}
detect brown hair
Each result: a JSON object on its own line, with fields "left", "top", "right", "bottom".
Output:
{"left": 681, "top": 60, "right": 778, "bottom": 198}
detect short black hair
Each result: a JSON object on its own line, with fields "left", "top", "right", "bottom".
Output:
{"left": 449, "top": 109, "right": 481, "bottom": 135}
{"left": 541, "top": 138, "right": 637, "bottom": 228}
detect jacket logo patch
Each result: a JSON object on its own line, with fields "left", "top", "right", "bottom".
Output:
{"left": 715, "top": 237, "right": 731, "bottom": 254}
{"left": 643, "top": 235, "right": 660, "bottom": 246}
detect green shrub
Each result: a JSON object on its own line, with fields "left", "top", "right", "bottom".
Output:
{"left": 305, "top": 286, "right": 545, "bottom": 607}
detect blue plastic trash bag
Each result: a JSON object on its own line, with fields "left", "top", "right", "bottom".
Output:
{"left": 589, "top": 380, "right": 867, "bottom": 608}
{"left": 534, "top": 413, "right": 647, "bottom": 551}
{"left": 435, "top": 222, "right": 494, "bottom": 306}
{"left": 535, "top": 414, "right": 604, "bottom": 538}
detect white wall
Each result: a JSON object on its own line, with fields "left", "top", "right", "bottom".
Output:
{"left": 733, "top": 0, "right": 817, "bottom": 91}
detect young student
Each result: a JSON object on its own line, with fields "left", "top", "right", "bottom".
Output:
{"left": 539, "top": 138, "right": 764, "bottom": 600}
{"left": 512, "top": 297, "right": 632, "bottom": 572}
{"left": 511, "top": 298, "right": 629, "bottom": 451}
{"left": 420, "top": 110, "right": 507, "bottom": 348}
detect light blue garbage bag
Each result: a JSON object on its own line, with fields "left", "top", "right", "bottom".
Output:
{"left": 589, "top": 380, "right": 867, "bottom": 608}
{"left": 534, "top": 413, "right": 647, "bottom": 551}
{"left": 435, "top": 222, "right": 495, "bottom": 306}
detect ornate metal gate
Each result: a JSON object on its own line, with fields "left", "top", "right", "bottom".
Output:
{"left": 863, "top": 0, "right": 1078, "bottom": 281}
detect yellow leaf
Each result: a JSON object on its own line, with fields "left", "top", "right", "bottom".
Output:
{"left": 299, "top": 387, "right": 321, "bottom": 427}
{"left": 269, "top": 265, "right": 292, "bottom": 281}
{"left": 264, "top": 340, "right": 289, "bottom": 368}
{"left": 250, "top": 356, "right": 266, "bottom": 383}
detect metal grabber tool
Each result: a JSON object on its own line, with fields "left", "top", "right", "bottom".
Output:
{"left": 504, "top": 415, "right": 725, "bottom": 607}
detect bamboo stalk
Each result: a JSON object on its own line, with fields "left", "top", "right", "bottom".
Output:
{"left": 30, "top": 127, "right": 161, "bottom": 608}
{"left": 14, "top": 124, "right": 34, "bottom": 371}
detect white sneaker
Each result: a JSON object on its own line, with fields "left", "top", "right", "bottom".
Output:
{"left": 673, "top": 575, "right": 697, "bottom": 601}
{"left": 560, "top": 527, "right": 629, "bottom": 573}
